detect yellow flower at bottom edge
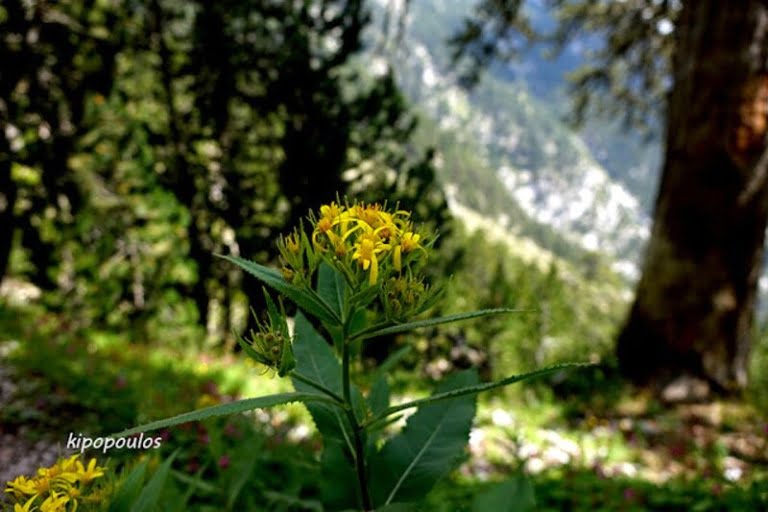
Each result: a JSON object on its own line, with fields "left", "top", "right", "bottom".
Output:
{"left": 14, "top": 495, "right": 38, "bottom": 512}
{"left": 38, "top": 491, "right": 69, "bottom": 512}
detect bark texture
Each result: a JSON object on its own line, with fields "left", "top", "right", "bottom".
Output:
{"left": 617, "top": 1, "right": 768, "bottom": 392}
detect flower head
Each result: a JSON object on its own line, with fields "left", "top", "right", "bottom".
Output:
{"left": 75, "top": 458, "right": 105, "bottom": 485}
{"left": 304, "top": 199, "right": 433, "bottom": 288}
{"left": 4, "top": 455, "right": 106, "bottom": 512}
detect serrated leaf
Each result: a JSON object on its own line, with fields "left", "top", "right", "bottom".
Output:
{"left": 291, "top": 313, "right": 355, "bottom": 450}
{"left": 352, "top": 308, "right": 527, "bottom": 341}
{"left": 369, "top": 370, "right": 479, "bottom": 507}
{"left": 112, "top": 392, "right": 337, "bottom": 437}
{"left": 367, "top": 362, "right": 591, "bottom": 427}
{"left": 317, "top": 262, "right": 347, "bottom": 318}
{"left": 217, "top": 254, "right": 340, "bottom": 325}
{"left": 472, "top": 474, "right": 536, "bottom": 512}
{"left": 130, "top": 451, "right": 177, "bottom": 512}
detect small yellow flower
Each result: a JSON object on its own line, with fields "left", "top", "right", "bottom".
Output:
{"left": 74, "top": 459, "right": 105, "bottom": 485}
{"left": 5, "top": 475, "right": 37, "bottom": 498}
{"left": 393, "top": 232, "right": 423, "bottom": 271}
{"left": 57, "top": 455, "right": 80, "bottom": 474}
{"left": 319, "top": 202, "right": 343, "bottom": 222}
{"left": 13, "top": 495, "right": 37, "bottom": 512}
{"left": 400, "top": 232, "right": 421, "bottom": 252}
{"left": 38, "top": 491, "right": 69, "bottom": 512}
{"left": 30, "top": 476, "right": 51, "bottom": 496}
{"left": 352, "top": 234, "right": 389, "bottom": 285}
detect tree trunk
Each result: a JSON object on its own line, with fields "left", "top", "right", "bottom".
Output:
{"left": 617, "top": 1, "right": 768, "bottom": 393}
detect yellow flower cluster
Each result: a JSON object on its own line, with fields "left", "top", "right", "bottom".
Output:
{"left": 4, "top": 456, "right": 105, "bottom": 512}
{"left": 280, "top": 200, "right": 431, "bottom": 287}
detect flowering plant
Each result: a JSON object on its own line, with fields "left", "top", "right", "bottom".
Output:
{"left": 114, "top": 200, "right": 585, "bottom": 510}
{"left": 4, "top": 455, "right": 106, "bottom": 512}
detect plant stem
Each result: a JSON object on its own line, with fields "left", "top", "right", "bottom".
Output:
{"left": 346, "top": 409, "right": 373, "bottom": 511}
{"left": 341, "top": 324, "right": 373, "bottom": 510}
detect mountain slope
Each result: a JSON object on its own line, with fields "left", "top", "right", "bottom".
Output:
{"left": 365, "top": 0, "right": 656, "bottom": 279}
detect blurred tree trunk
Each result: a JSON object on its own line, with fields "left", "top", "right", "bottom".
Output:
{"left": 617, "top": 1, "right": 768, "bottom": 393}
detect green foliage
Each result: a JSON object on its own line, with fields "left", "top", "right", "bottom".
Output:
{"left": 368, "top": 370, "right": 479, "bottom": 507}
{"left": 1, "top": 0, "right": 446, "bottom": 349}
{"left": 107, "top": 459, "right": 150, "bottom": 512}
{"left": 114, "top": 393, "right": 336, "bottom": 439}
{"left": 423, "top": 468, "right": 768, "bottom": 512}
{"left": 120, "top": 452, "right": 178, "bottom": 512}
{"left": 113, "top": 202, "right": 587, "bottom": 511}
{"left": 290, "top": 313, "right": 353, "bottom": 446}
{"left": 471, "top": 474, "right": 536, "bottom": 512}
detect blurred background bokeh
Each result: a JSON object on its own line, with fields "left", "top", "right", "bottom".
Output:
{"left": 1, "top": 0, "right": 766, "bottom": 510}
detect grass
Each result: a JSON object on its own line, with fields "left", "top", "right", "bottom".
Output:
{"left": 2, "top": 304, "right": 767, "bottom": 511}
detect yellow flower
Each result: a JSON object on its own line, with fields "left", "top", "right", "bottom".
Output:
{"left": 13, "top": 496, "right": 37, "bottom": 512}
{"left": 30, "top": 476, "right": 51, "bottom": 496}
{"left": 5, "top": 475, "right": 37, "bottom": 499}
{"left": 38, "top": 491, "right": 69, "bottom": 512}
{"left": 393, "top": 232, "right": 423, "bottom": 271}
{"left": 352, "top": 233, "right": 389, "bottom": 284}
{"left": 65, "top": 485, "right": 81, "bottom": 510}
{"left": 57, "top": 455, "right": 80, "bottom": 474}
{"left": 37, "top": 460, "right": 78, "bottom": 486}
{"left": 400, "top": 231, "right": 421, "bottom": 252}
{"left": 319, "top": 202, "right": 343, "bottom": 222}
{"left": 303, "top": 199, "right": 431, "bottom": 287}
{"left": 74, "top": 459, "right": 104, "bottom": 485}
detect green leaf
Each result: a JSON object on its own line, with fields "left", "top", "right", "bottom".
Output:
{"left": 366, "top": 362, "right": 591, "bottom": 427}
{"left": 367, "top": 374, "right": 389, "bottom": 417}
{"left": 112, "top": 392, "right": 337, "bottom": 437}
{"left": 170, "top": 469, "right": 217, "bottom": 494}
{"left": 170, "top": 466, "right": 206, "bottom": 512}
{"left": 369, "top": 370, "right": 479, "bottom": 507}
{"left": 130, "top": 451, "right": 178, "bottom": 512}
{"left": 319, "top": 439, "right": 360, "bottom": 510}
{"left": 352, "top": 308, "right": 528, "bottom": 341}
{"left": 291, "top": 313, "right": 354, "bottom": 449}
{"left": 317, "top": 262, "right": 347, "bottom": 317}
{"left": 226, "top": 446, "right": 260, "bottom": 509}
{"left": 108, "top": 460, "right": 148, "bottom": 512}
{"left": 349, "top": 284, "right": 380, "bottom": 309}
{"left": 217, "top": 254, "right": 340, "bottom": 325}
{"left": 472, "top": 474, "right": 536, "bottom": 512}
